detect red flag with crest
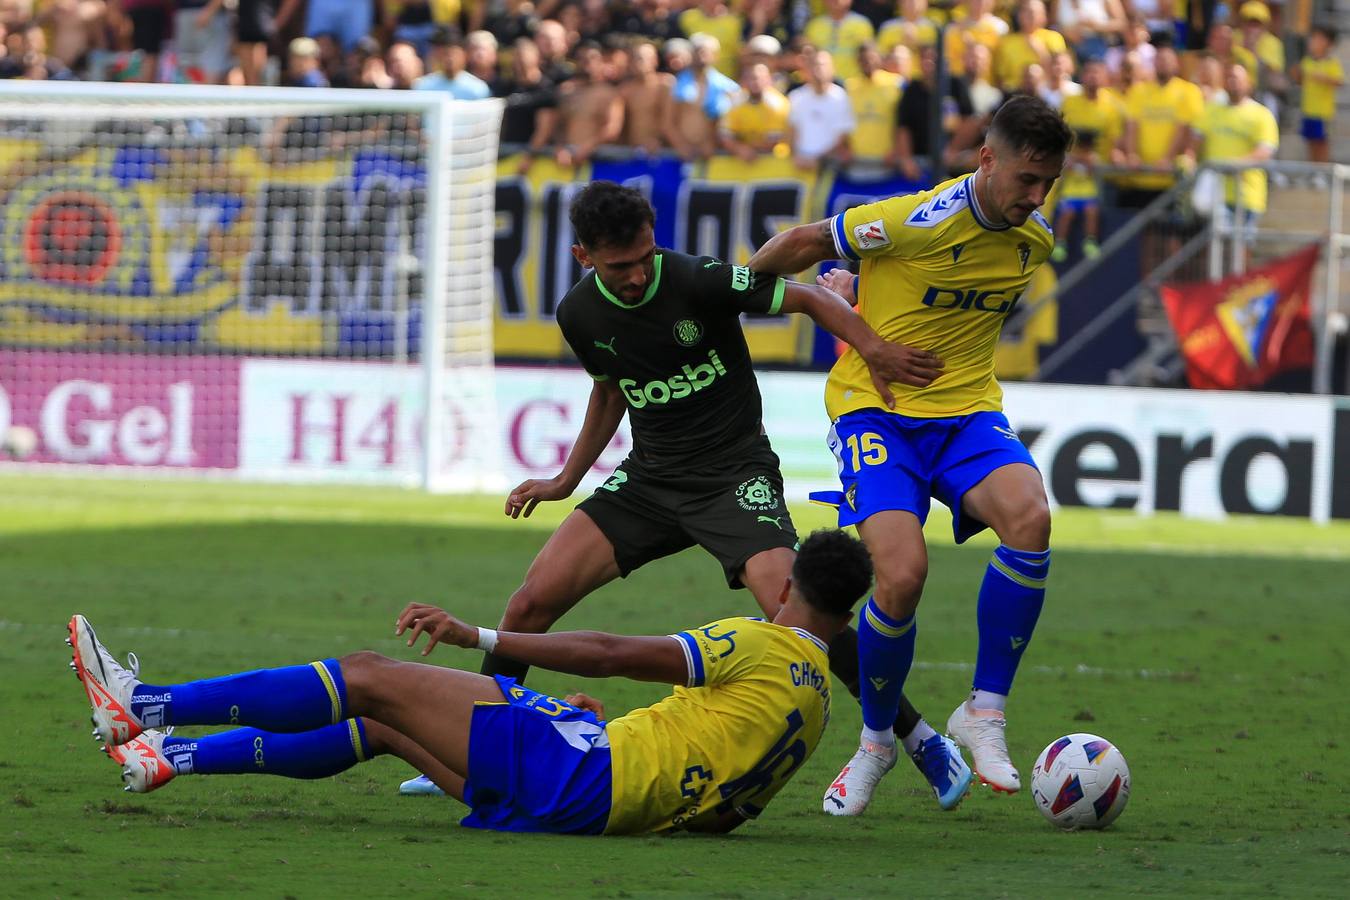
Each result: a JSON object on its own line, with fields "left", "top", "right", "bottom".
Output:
{"left": 1160, "top": 243, "right": 1320, "bottom": 390}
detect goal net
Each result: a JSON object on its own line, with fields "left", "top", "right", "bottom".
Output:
{"left": 0, "top": 81, "right": 503, "bottom": 492}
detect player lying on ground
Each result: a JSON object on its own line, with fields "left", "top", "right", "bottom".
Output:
{"left": 71, "top": 530, "right": 871, "bottom": 835}
{"left": 392, "top": 181, "right": 971, "bottom": 810}
{"left": 749, "top": 95, "right": 1073, "bottom": 814}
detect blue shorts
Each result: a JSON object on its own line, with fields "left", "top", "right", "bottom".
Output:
{"left": 813, "top": 408, "right": 1038, "bottom": 543}
{"left": 305, "top": 0, "right": 373, "bottom": 51}
{"left": 462, "top": 676, "right": 612, "bottom": 834}
{"left": 1301, "top": 117, "right": 1328, "bottom": 141}
{"left": 1058, "top": 197, "right": 1098, "bottom": 213}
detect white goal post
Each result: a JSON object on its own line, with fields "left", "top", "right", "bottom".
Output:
{"left": 0, "top": 80, "right": 504, "bottom": 492}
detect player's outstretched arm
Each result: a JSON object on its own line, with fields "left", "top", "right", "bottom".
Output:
{"left": 746, "top": 219, "right": 838, "bottom": 275}
{"left": 506, "top": 379, "right": 627, "bottom": 518}
{"left": 396, "top": 603, "right": 690, "bottom": 684}
{"left": 779, "top": 281, "right": 944, "bottom": 398}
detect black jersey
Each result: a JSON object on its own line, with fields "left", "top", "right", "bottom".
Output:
{"left": 555, "top": 250, "right": 787, "bottom": 473}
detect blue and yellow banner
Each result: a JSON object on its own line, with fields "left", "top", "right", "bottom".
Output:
{"left": 0, "top": 139, "right": 1058, "bottom": 373}
{"left": 0, "top": 140, "right": 426, "bottom": 355}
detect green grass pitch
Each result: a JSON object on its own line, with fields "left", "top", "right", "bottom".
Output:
{"left": 2, "top": 475, "right": 1347, "bottom": 897}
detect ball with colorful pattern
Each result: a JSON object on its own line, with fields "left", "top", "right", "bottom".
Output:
{"left": 1030, "top": 732, "right": 1131, "bottom": 830}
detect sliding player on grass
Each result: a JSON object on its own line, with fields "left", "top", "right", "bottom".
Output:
{"left": 418, "top": 181, "right": 970, "bottom": 810}
{"left": 72, "top": 531, "right": 869, "bottom": 835}
{"left": 748, "top": 95, "right": 1072, "bottom": 813}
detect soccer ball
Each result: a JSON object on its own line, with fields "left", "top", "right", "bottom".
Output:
{"left": 1030, "top": 733, "right": 1131, "bottom": 830}
{"left": 2, "top": 425, "right": 38, "bottom": 460}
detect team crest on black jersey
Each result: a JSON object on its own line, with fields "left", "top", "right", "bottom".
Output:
{"left": 1016, "top": 241, "right": 1031, "bottom": 274}
{"left": 673, "top": 318, "right": 703, "bottom": 347}
{"left": 736, "top": 476, "right": 779, "bottom": 511}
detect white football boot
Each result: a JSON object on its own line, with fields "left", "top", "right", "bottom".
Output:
{"left": 106, "top": 730, "right": 176, "bottom": 793}
{"left": 399, "top": 774, "right": 447, "bottom": 797}
{"left": 946, "top": 700, "right": 1021, "bottom": 793}
{"left": 822, "top": 740, "right": 898, "bottom": 815}
{"left": 68, "top": 615, "right": 146, "bottom": 746}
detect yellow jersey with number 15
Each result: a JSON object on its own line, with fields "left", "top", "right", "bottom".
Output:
{"left": 603, "top": 617, "right": 832, "bottom": 835}
{"left": 826, "top": 174, "right": 1054, "bottom": 420}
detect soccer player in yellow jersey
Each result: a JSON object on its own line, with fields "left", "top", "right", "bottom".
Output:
{"left": 749, "top": 95, "right": 1073, "bottom": 814}
{"left": 1295, "top": 25, "right": 1343, "bottom": 164}
{"left": 1052, "top": 59, "right": 1124, "bottom": 262}
{"left": 71, "top": 530, "right": 873, "bottom": 835}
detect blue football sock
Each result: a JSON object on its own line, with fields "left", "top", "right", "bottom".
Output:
{"left": 162, "top": 720, "right": 370, "bottom": 779}
{"left": 130, "top": 659, "right": 349, "bottom": 732}
{"left": 973, "top": 546, "right": 1050, "bottom": 696}
{"left": 857, "top": 598, "right": 917, "bottom": 735}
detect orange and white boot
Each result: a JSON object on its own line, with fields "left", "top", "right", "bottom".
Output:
{"left": 106, "top": 730, "right": 176, "bottom": 793}
{"left": 68, "top": 615, "right": 145, "bottom": 746}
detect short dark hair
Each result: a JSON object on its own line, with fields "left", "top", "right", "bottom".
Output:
{"left": 988, "top": 94, "right": 1074, "bottom": 161}
{"left": 569, "top": 181, "right": 655, "bottom": 250}
{"left": 429, "top": 25, "right": 463, "bottom": 48}
{"left": 1311, "top": 23, "right": 1338, "bottom": 42}
{"left": 573, "top": 39, "right": 603, "bottom": 60}
{"left": 791, "top": 529, "right": 874, "bottom": 618}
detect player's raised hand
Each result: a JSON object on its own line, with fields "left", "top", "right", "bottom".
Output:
{"left": 505, "top": 476, "right": 573, "bottom": 519}
{"left": 565, "top": 692, "right": 607, "bottom": 720}
{"left": 395, "top": 602, "right": 477, "bottom": 656}
{"left": 861, "top": 341, "right": 945, "bottom": 406}
{"left": 816, "top": 268, "right": 856, "bottom": 305}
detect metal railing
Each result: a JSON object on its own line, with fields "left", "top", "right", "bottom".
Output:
{"left": 1202, "top": 161, "right": 1350, "bottom": 394}
{"left": 1029, "top": 160, "right": 1350, "bottom": 395}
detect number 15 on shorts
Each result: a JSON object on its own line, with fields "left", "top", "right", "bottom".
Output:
{"left": 847, "top": 433, "right": 887, "bottom": 469}
{"left": 829, "top": 423, "right": 888, "bottom": 476}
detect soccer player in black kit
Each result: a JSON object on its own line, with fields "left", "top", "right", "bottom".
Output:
{"left": 398, "top": 182, "right": 969, "bottom": 810}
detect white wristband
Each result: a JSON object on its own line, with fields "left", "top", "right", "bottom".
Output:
{"left": 476, "top": 627, "right": 499, "bottom": 653}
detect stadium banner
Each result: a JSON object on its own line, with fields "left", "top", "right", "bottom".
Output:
{"left": 1160, "top": 243, "right": 1319, "bottom": 390}
{"left": 222, "top": 359, "right": 1346, "bottom": 521}
{"left": 238, "top": 358, "right": 496, "bottom": 486}
{"left": 493, "top": 154, "right": 817, "bottom": 363}
{"left": 0, "top": 349, "right": 239, "bottom": 468}
{"left": 1001, "top": 382, "right": 1336, "bottom": 522}
{"left": 0, "top": 143, "right": 428, "bottom": 356}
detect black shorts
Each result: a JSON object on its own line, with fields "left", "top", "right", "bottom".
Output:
{"left": 127, "top": 8, "right": 168, "bottom": 52}
{"left": 1115, "top": 188, "right": 1165, "bottom": 210}
{"left": 576, "top": 437, "right": 799, "bottom": 588}
{"left": 236, "top": 0, "right": 277, "bottom": 45}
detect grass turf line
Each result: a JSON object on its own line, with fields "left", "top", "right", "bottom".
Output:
{"left": 1, "top": 475, "right": 1347, "bottom": 897}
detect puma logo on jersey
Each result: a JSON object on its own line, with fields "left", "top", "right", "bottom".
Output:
{"left": 594, "top": 337, "right": 618, "bottom": 356}
{"left": 757, "top": 515, "right": 786, "bottom": 530}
